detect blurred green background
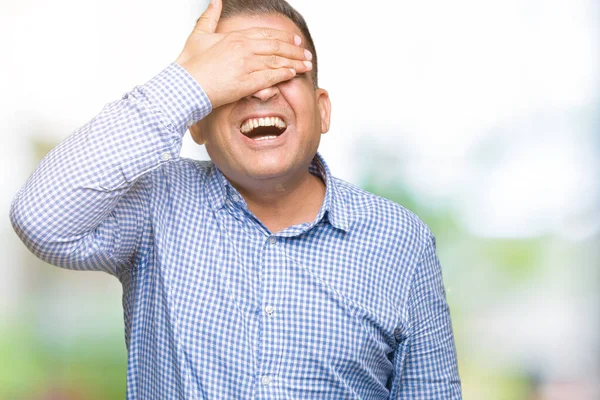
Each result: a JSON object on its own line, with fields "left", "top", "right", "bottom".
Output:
{"left": 2, "top": 0, "right": 598, "bottom": 399}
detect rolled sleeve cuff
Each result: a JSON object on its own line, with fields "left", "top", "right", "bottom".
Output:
{"left": 139, "top": 62, "right": 212, "bottom": 135}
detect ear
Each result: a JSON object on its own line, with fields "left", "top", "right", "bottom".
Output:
{"left": 189, "top": 121, "right": 206, "bottom": 145}
{"left": 316, "top": 88, "right": 331, "bottom": 134}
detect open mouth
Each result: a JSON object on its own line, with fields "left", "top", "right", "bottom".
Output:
{"left": 240, "top": 116, "right": 287, "bottom": 141}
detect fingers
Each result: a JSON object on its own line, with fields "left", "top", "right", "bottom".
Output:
{"left": 247, "top": 68, "right": 298, "bottom": 92}
{"left": 194, "top": 0, "right": 222, "bottom": 34}
{"left": 250, "top": 39, "right": 312, "bottom": 63}
{"left": 250, "top": 55, "right": 312, "bottom": 75}
{"left": 241, "top": 27, "right": 303, "bottom": 47}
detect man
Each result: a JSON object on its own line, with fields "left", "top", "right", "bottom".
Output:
{"left": 9, "top": 0, "right": 462, "bottom": 398}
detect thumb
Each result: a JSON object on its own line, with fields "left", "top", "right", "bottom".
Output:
{"left": 194, "top": 0, "right": 223, "bottom": 34}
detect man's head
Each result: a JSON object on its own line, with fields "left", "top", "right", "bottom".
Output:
{"left": 189, "top": 0, "right": 331, "bottom": 193}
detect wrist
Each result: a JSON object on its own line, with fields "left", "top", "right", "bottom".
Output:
{"left": 175, "top": 51, "right": 190, "bottom": 66}
{"left": 140, "top": 62, "right": 213, "bottom": 133}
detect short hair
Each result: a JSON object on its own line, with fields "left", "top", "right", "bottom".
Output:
{"left": 221, "top": 0, "right": 319, "bottom": 88}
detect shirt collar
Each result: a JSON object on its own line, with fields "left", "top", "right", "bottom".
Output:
{"left": 206, "top": 151, "right": 350, "bottom": 233}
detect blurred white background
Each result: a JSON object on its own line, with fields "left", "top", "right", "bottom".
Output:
{"left": 2, "top": 0, "right": 599, "bottom": 398}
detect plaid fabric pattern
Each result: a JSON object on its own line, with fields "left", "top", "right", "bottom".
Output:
{"left": 10, "top": 62, "right": 462, "bottom": 399}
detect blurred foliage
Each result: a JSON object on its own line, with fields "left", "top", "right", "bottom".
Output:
{"left": 0, "top": 322, "right": 126, "bottom": 399}
{"left": 459, "top": 361, "right": 534, "bottom": 400}
{"left": 32, "top": 139, "right": 57, "bottom": 165}
{"left": 363, "top": 174, "right": 545, "bottom": 284}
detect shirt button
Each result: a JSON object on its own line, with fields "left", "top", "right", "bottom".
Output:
{"left": 269, "top": 237, "right": 277, "bottom": 245}
{"left": 261, "top": 375, "right": 271, "bottom": 386}
{"left": 264, "top": 305, "right": 274, "bottom": 316}
{"left": 160, "top": 152, "right": 172, "bottom": 161}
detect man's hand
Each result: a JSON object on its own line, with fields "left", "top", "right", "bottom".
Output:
{"left": 175, "top": 0, "right": 313, "bottom": 109}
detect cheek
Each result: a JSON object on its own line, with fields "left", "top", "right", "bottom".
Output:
{"left": 280, "top": 86, "right": 319, "bottom": 127}
{"left": 201, "top": 113, "right": 231, "bottom": 145}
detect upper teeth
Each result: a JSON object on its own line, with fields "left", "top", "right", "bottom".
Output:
{"left": 240, "top": 116, "right": 287, "bottom": 134}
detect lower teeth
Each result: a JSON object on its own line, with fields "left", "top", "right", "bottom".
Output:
{"left": 253, "top": 135, "right": 278, "bottom": 141}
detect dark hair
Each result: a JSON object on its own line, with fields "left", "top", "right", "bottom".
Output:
{"left": 221, "top": 0, "right": 318, "bottom": 88}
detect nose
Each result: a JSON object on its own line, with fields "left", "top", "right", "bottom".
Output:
{"left": 249, "top": 85, "right": 280, "bottom": 101}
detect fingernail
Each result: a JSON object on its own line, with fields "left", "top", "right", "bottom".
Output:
{"left": 289, "top": 68, "right": 296, "bottom": 75}
{"left": 304, "top": 49, "right": 312, "bottom": 61}
{"left": 303, "top": 61, "right": 312, "bottom": 69}
{"left": 294, "top": 35, "right": 302, "bottom": 46}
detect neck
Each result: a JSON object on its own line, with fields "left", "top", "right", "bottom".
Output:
{"left": 228, "top": 169, "right": 326, "bottom": 234}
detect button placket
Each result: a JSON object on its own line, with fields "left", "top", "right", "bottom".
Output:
{"left": 258, "top": 234, "right": 284, "bottom": 383}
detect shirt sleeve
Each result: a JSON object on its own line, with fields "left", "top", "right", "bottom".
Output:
{"left": 9, "top": 62, "right": 212, "bottom": 277}
{"left": 389, "top": 229, "right": 463, "bottom": 399}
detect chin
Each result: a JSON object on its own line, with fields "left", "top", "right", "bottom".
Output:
{"left": 240, "top": 162, "right": 292, "bottom": 181}
{"left": 210, "top": 144, "right": 314, "bottom": 185}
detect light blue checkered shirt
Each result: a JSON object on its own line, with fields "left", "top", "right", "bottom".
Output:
{"left": 10, "top": 62, "right": 462, "bottom": 399}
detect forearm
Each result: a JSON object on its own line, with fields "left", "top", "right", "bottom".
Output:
{"left": 390, "top": 228, "right": 462, "bottom": 398}
{"left": 9, "top": 62, "right": 211, "bottom": 273}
